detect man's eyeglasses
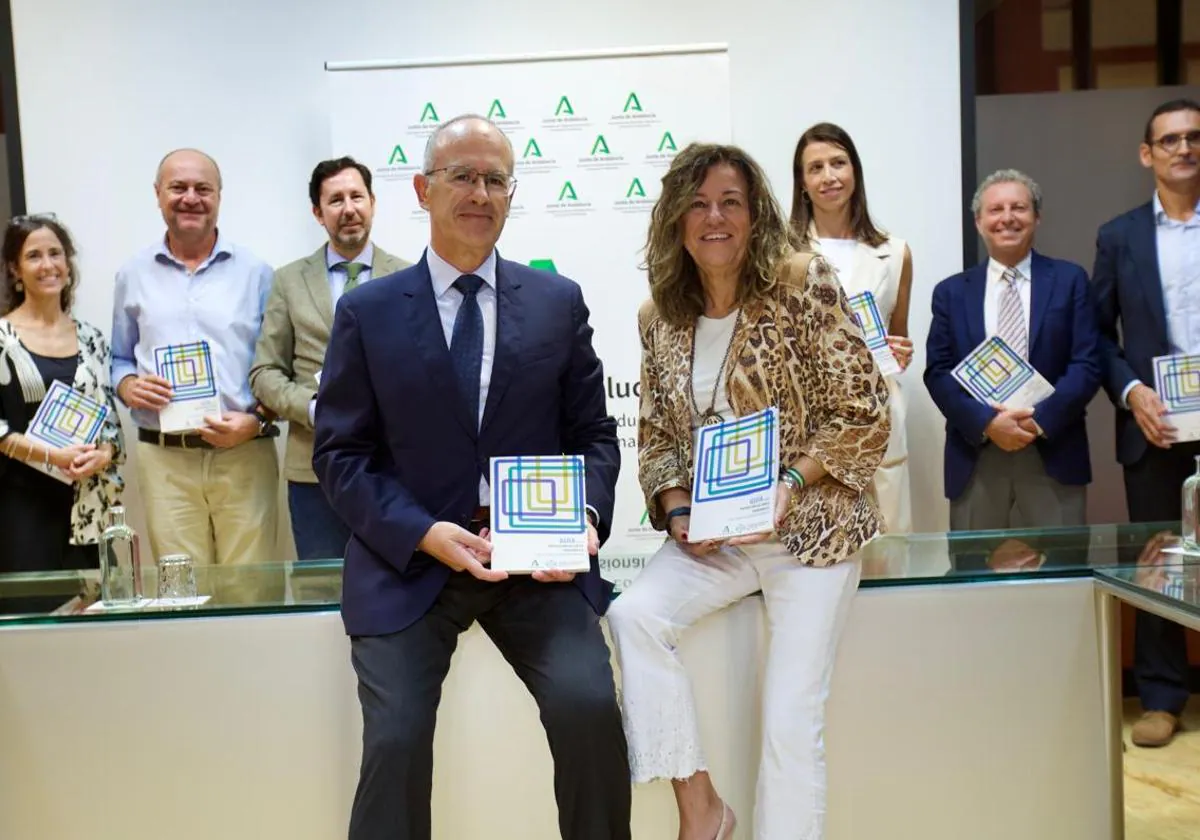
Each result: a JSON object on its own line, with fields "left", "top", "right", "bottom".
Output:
{"left": 426, "top": 166, "right": 517, "bottom": 197}
{"left": 1151, "top": 131, "right": 1200, "bottom": 153}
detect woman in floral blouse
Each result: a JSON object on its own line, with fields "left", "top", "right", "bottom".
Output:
{"left": 0, "top": 215, "right": 124, "bottom": 573}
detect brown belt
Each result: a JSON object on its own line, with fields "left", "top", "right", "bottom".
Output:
{"left": 137, "top": 427, "right": 214, "bottom": 450}
{"left": 467, "top": 506, "right": 491, "bottom": 534}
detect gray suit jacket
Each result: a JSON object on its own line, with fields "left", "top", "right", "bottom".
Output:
{"left": 251, "top": 244, "right": 411, "bottom": 482}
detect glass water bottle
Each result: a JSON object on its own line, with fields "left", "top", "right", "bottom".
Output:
{"left": 99, "top": 506, "right": 143, "bottom": 605}
{"left": 1183, "top": 456, "right": 1200, "bottom": 551}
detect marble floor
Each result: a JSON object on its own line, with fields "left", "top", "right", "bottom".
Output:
{"left": 1124, "top": 699, "right": 1200, "bottom": 839}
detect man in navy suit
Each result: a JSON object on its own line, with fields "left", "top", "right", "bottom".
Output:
{"left": 313, "top": 115, "right": 630, "bottom": 840}
{"left": 1093, "top": 98, "right": 1200, "bottom": 748}
{"left": 925, "top": 169, "right": 1100, "bottom": 530}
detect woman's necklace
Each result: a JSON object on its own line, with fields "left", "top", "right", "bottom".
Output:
{"left": 688, "top": 308, "right": 742, "bottom": 426}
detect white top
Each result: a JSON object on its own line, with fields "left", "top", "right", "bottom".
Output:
{"left": 691, "top": 310, "right": 738, "bottom": 429}
{"left": 983, "top": 253, "right": 1033, "bottom": 341}
{"left": 427, "top": 245, "right": 499, "bottom": 505}
{"left": 818, "top": 237, "right": 858, "bottom": 287}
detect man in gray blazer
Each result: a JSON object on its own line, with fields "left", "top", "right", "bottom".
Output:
{"left": 251, "top": 157, "right": 411, "bottom": 560}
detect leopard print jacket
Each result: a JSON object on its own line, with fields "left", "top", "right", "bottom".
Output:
{"left": 637, "top": 252, "right": 891, "bottom": 566}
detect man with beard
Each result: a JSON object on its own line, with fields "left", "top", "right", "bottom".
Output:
{"left": 113, "top": 148, "right": 280, "bottom": 568}
{"left": 251, "top": 157, "right": 410, "bottom": 560}
{"left": 1093, "top": 98, "right": 1200, "bottom": 747}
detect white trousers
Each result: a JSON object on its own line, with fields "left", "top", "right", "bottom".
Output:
{"left": 607, "top": 538, "right": 860, "bottom": 840}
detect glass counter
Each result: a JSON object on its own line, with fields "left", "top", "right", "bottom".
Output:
{"left": 2, "top": 520, "right": 1195, "bottom": 626}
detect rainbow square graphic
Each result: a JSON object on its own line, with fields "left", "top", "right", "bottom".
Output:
{"left": 28, "top": 380, "right": 108, "bottom": 449}
{"left": 694, "top": 409, "right": 777, "bottom": 503}
{"left": 492, "top": 455, "right": 587, "bottom": 535}
{"left": 847, "top": 291, "right": 888, "bottom": 350}
{"left": 154, "top": 341, "right": 217, "bottom": 401}
{"left": 1155, "top": 355, "right": 1200, "bottom": 413}
{"left": 955, "top": 336, "right": 1034, "bottom": 404}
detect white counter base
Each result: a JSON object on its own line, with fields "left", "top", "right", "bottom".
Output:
{"left": 0, "top": 578, "right": 1115, "bottom": 839}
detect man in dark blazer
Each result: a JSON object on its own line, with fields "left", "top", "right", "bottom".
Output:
{"left": 925, "top": 169, "right": 1101, "bottom": 531}
{"left": 1093, "top": 98, "right": 1200, "bottom": 748}
{"left": 313, "top": 115, "right": 630, "bottom": 839}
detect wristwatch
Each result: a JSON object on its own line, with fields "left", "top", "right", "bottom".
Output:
{"left": 252, "top": 406, "right": 279, "bottom": 438}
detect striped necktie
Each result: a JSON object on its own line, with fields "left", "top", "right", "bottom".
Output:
{"left": 997, "top": 267, "right": 1027, "bottom": 358}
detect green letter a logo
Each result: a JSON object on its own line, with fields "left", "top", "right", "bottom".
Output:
{"left": 626, "top": 178, "right": 646, "bottom": 199}
{"left": 658, "top": 131, "right": 677, "bottom": 153}
{"left": 558, "top": 181, "right": 578, "bottom": 201}
{"left": 623, "top": 92, "right": 643, "bottom": 113}
{"left": 388, "top": 145, "right": 408, "bottom": 165}
{"left": 555, "top": 95, "right": 574, "bottom": 116}
{"left": 591, "top": 135, "right": 610, "bottom": 155}
{"left": 487, "top": 99, "right": 507, "bottom": 119}
{"left": 420, "top": 102, "right": 439, "bottom": 123}
{"left": 523, "top": 138, "right": 543, "bottom": 159}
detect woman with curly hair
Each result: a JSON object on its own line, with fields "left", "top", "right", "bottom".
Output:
{"left": 606, "top": 144, "right": 889, "bottom": 840}
{"left": 0, "top": 215, "right": 124, "bottom": 574}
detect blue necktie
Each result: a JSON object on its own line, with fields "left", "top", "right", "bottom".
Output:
{"left": 450, "top": 274, "right": 485, "bottom": 427}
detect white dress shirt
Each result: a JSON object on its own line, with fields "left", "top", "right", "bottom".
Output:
{"left": 983, "top": 252, "right": 1033, "bottom": 342}
{"left": 426, "top": 245, "right": 498, "bottom": 505}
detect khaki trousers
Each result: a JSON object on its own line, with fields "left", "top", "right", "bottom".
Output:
{"left": 135, "top": 437, "right": 280, "bottom": 567}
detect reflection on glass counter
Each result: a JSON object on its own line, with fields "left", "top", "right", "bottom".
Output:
{"left": 3, "top": 521, "right": 1199, "bottom": 626}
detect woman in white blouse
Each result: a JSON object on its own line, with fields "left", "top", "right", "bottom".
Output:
{"left": 791, "top": 122, "right": 914, "bottom": 533}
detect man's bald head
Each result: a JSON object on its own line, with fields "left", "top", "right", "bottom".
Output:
{"left": 155, "top": 148, "right": 223, "bottom": 190}
{"left": 155, "top": 148, "right": 222, "bottom": 247}
{"left": 422, "top": 115, "right": 514, "bottom": 175}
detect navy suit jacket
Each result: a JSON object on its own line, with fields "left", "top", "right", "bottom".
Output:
{"left": 1092, "top": 202, "right": 1172, "bottom": 466}
{"left": 924, "top": 251, "right": 1101, "bottom": 500}
{"left": 312, "top": 254, "right": 621, "bottom": 637}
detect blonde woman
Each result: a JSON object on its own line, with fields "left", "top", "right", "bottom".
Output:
{"left": 607, "top": 143, "right": 889, "bottom": 840}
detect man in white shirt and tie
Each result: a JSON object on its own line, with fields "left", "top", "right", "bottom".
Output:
{"left": 925, "top": 169, "right": 1102, "bottom": 530}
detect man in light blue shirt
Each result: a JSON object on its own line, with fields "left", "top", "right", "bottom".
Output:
{"left": 1093, "top": 98, "right": 1200, "bottom": 747}
{"left": 250, "top": 157, "right": 410, "bottom": 560}
{"left": 111, "top": 148, "right": 280, "bottom": 569}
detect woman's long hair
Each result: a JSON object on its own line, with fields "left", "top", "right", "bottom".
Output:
{"left": 790, "top": 123, "right": 887, "bottom": 249}
{"left": 644, "top": 143, "right": 796, "bottom": 327}
{"left": 2, "top": 216, "right": 80, "bottom": 315}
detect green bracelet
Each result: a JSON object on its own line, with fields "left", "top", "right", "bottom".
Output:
{"left": 784, "top": 467, "right": 805, "bottom": 489}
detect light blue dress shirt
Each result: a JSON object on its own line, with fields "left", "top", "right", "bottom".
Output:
{"left": 1154, "top": 191, "right": 1200, "bottom": 356}
{"left": 1121, "top": 193, "right": 1200, "bottom": 406}
{"left": 325, "top": 242, "right": 375, "bottom": 308}
{"left": 111, "top": 234, "right": 274, "bottom": 430}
